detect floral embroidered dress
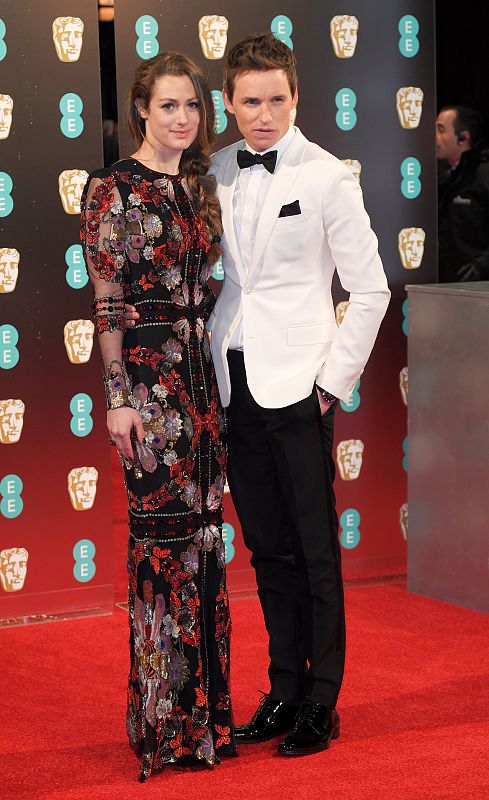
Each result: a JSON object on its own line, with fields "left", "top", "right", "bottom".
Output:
{"left": 80, "top": 159, "right": 235, "bottom": 779}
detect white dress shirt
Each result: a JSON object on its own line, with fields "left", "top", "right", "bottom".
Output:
{"left": 229, "top": 126, "right": 296, "bottom": 350}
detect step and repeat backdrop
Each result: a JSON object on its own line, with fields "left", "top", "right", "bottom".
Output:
{"left": 0, "top": 1, "right": 112, "bottom": 621}
{"left": 114, "top": 0, "right": 436, "bottom": 589}
{"left": 1, "top": 0, "right": 436, "bottom": 618}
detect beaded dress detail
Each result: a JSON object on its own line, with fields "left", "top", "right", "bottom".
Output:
{"left": 80, "top": 159, "right": 235, "bottom": 780}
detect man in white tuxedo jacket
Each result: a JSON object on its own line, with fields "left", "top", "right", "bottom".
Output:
{"left": 208, "top": 34, "right": 390, "bottom": 757}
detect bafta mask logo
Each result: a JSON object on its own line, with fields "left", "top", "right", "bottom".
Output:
{"left": 0, "top": 547, "right": 28, "bottom": 592}
{"left": 337, "top": 439, "right": 364, "bottom": 480}
{"left": 399, "top": 367, "right": 408, "bottom": 406}
{"left": 0, "top": 399, "right": 25, "bottom": 444}
{"left": 341, "top": 158, "right": 361, "bottom": 183}
{"left": 199, "top": 15, "right": 228, "bottom": 60}
{"left": 0, "top": 94, "right": 13, "bottom": 139}
{"left": 0, "top": 247, "right": 20, "bottom": 293}
{"left": 335, "top": 300, "right": 350, "bottom": 326}
{"left": 330, "top": 15, "right": 359, "bottom": 58}
{"left": 64, "top": 319, "right": 94, "bottom": 364}
{"left": 400, "top": 502, "right": 408, "bottom": 540}
{"left": 398, "top": 227, "right": 425, "bottom": 270}
{"left": 52, "top": 16, "right": 84, "bottom": 62}
{"left": 396, "top": 87, "right": 424, "bottom": 129}
{"left": 68, "top": 466, "right": 98, "bottom": 510}
{"left": 58, "top": 169, "right": 88, "bottom": 214}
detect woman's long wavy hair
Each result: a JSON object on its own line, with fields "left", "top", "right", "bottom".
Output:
{"left": 128, "top": 52, "right": 222, "bottom": 265}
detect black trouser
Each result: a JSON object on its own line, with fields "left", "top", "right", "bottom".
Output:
{"left": 226, "top": 350, "right": 345, "bottom": 709}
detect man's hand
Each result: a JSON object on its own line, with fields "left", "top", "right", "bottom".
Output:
{"left": 124, "top": 303, "right": 139, "bottom": 328}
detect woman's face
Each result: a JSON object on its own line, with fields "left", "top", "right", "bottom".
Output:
{"left": 140, "top": 74, "right": 201, "bottom": 155}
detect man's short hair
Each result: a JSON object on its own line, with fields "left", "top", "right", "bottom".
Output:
{"left": 440, "top": 105, "right": 484, "bottom": 146}
{"left": 223, "top": 33, "right": 297, "bottom": 100}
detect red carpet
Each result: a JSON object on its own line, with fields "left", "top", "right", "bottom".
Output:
{"left": 1, "top": 457, "right": 488, "bottom": 799}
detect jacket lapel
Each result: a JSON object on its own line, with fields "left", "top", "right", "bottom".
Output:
{"left": 247, "top": 129, "right": 309, "bottom": 286}
{"left": 218, "top": 144, "right": 246, "bottom": 283}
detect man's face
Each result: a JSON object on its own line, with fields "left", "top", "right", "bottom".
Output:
{"left": 0, "top": 249, "right": 20, "bottom": 293}
{"left": 0, "top": 400, "right": 25, "bottom": 443}
{"left": 399, "top": 228, "right": 425, "bottom": 269}
{"left": 0, "top": 95, "right": 13, "bottom": 139}
{"left": 436, "top": 109, "right": 463, "bottom": 165}
{"left": 68, "top": 467, "right": 98, "bottom": 509}
{"left": 397, "top": 88, "right": 423, "bottom": 129}
{"left": 223, "top": 69, "right": 297, "bottom": 153}
{"left": 64, "top": 320, "right": 94, "bottom": 363}
{"left": 0, "top": 549, "right": 28, "bottom": 592}
{"left": 199, "top": 16, "right": 228, "bottom": 59}
{"left": 53, "top": 18, "right": 84, "bottom": 62}
{"left": 331, "top": 16, "right": 358, "bottom": 58}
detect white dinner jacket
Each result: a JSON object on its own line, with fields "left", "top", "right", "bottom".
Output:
{"left": 207, "top": 127, "right": 390, "bottom": 408}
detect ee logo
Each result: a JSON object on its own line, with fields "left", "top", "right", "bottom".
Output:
{"left": 135, "top": 15, "right": 158, "bottom": 59}
{"left": 70, "top": 393, "right": 94, "bottom": 437}
{"left": 402, "top": 437, "right": 408, "bottom": 472}
{"left": 65, "top": 244, "right": 88, "bottom": 288}
{"left": 402, "top": 298, "right": 408, "bottom": 336}
{"left": 73, "top": 539, "right": 96, "bottom": 582}
{"left": 271, "top": 15, "right": 293, "bottom": 49}
{"left": 401, "top": 157, "right": 421, "bottom": 198}
{"left": 399, "top": 15, "right": 420, "bottom": 58}
{"left": 0, "top": 18, "right": 6, "bottom": 61}
{"left": 0, "top": 324, "right": 19, "bottom": 369}
{"left": 212, "top": 255, "right": 224, "bottom": 281}
{"left": 211, "top": 90, "right": 227, "bottom": 134}
{"left": 222, "top": 522, "right": 235, "bottom": 564}
{"left": 340, "top": 379, "right": 361, "bottom": 413}
{"left": 340, "top": 508, "right": 360, "bottom": 549}
{"left": 59, "top": 93, "right": 84, "bottom": 138}
{"left": 0, "top": 474, "right": 23, "bottom": 518}
{"left": 0, "top": 171, "right": 13, "bottom": 217}
{"left": 335, "top": 89, "right": 357, "bottom": 131}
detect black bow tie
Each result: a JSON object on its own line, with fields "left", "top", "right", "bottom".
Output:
{"left": 237, "top": 149, "right": 277, "bottom": 174}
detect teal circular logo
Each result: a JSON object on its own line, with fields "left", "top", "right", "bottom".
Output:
{"left": 212, "top": 255, "right": 224, "bottom": 281}
{"left": 70, "top": 392, "right": 94, "bottom": 437}
{"left": 59, "top": 93, "right": 84, "bottom": 138}
{"left": 340, "top": 379, "right": 360, "bottom": 413}
{"left": 399, "top": 15, "right": 420, "bottom": 58}
{"left": 339, "top": 508, "right": 361, "bottom": 549}
{"left": 222, "top": 522, "right": 235, "bottom": 564}
{"left": 271, "top": 15, "right": 293, "bottom": 49}
{"left": 0, "top": 324, "right": 19, "bottom": 369}
{"left": 0, "top": 19, "right": 6, "bottom": 61}
{"left": 73, "top": 538, "right": 96, "bottom": 582}
{"left": 401, "top": 157, "right": 421, "bottom": 198}
{"left": 402, "top": 437, "right": 408, "bottom": 472}
{"left": 135, "top": 15, "right": 159, "bottom": 59}
{"left": 335, "top": 89, "right": 357, "bottom": 131}
{"left": 0, "top": 171, "right": 14, "bottom": 217}
{"left": 0, "top": 474, "right": 23, "bottom": 518}
{"left": 211, "top": 90, "right": 228, "bottom": 135}
{"left": 402, "top": 298, "right": 408, "bottom": 335}
{"left": 65, "top": 244, "right": 88, "bottom": 288}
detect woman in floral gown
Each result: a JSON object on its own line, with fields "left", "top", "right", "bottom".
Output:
{"left": 80, "top": 52, "right": 235, "bottom": 781}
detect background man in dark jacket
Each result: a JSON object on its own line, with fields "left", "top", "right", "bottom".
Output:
{"left": 436, "top": 105, "right": 489, "bottom": 282}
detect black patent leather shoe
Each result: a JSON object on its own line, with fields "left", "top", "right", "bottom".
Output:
{"left": 235, "top": 693, "right": 299, "bottom": 743}
{"left": 278, "top": 700, "right": 340, "bottom": 756}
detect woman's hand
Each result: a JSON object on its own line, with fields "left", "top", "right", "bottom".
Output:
{"left": 124, "top": 304, "right": 139, "bottom": 328}
{"left": 107, "top": 407, "right": 144, "bottom": 461}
